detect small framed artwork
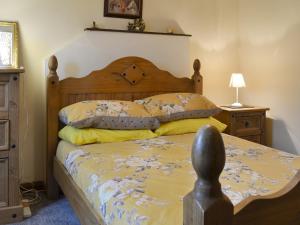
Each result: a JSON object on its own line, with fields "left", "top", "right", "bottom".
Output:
{"left": 104, "top": 0, "right": 143, "bottom": 19}
{"left": 0, "top": 21, "right": 19, "bottom": 68}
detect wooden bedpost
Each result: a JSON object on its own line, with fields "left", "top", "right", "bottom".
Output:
{"left": 183, "top": 125, "right": 233, "bottom": 225}
{"left": 192, "top": 59, "right": 203, "bottom": 94}
{"left": 47, "top": 55, "right": 60, "bottom": 199}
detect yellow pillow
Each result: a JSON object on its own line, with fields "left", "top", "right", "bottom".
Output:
{"left": 155, "top": 117, "right": 227, "bottom": 136}
{"left": 59, "top": 126, "right": 158, "bottom": 145}
{"left": 135, "top": 93, "right": 221, "bottom": 122}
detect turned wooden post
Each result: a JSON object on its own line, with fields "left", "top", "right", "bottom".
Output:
{"left": 183, "top": 125, "right": 233, "bottom": 225}
{"left": 192, "top": 59, "right": 203, "bottom": 94}
{"left": 47, "top": 55, "right": 60, "bottom": 199}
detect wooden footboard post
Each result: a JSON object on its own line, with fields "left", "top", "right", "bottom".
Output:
{"left": 183, "top": 125, "right": 233, "bottom": 225}
{"left": 46, "top": 55, "right": 60, "bottom": 199}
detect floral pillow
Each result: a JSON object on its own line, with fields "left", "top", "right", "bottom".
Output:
{"left": 135, "top": 93, "right": 221, "bottom": 122}
{"left": 59, "top": 100, "right": 160, "bottom": 130}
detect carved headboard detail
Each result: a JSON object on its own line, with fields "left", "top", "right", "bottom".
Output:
{"left": 46, "top": 55, "right": 203, "bottom": 198}
{"left": 120, "top": 63, "right": 146, "bottom": 85}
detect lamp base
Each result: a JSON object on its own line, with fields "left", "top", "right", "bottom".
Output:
{"left": 231, "top": 102, "right": 243, "bottom": 107}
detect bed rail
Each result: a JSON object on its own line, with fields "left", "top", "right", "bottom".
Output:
{"left": 184, "top": 125, "right": 234, "bottom": 225}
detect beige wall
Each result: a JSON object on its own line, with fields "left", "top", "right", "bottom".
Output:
{"left": 1, "top": 0, "right": 238, "bottom": 182}
{"left": 238, "top": 0, "right": 300, "bottom": 154}
{"left": 5, "top": 0, "right": 300, "bottom": 183}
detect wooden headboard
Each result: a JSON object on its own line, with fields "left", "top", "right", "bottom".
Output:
{"left": 46, "top": 55, "right": 203, "bottom": 198}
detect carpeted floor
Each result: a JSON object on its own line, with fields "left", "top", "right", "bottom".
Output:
{"left": 9, "top": 198, "right": 81, "bottom": 225}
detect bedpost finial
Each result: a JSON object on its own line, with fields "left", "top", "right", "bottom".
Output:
{"left": 48, "top": 55, "right": 58, "bottom": 74}
{"left": 183, "top": 125, "right": 233, "bottom": 225}
{"left": 193, "top": 59, "right": 201, "bottom": 73}
{"left": 183, "top": 125, "right": 234, "bottom": 225}
{"left": 192, "top": 59, "right": 203, "bottom": 94}
{"left": 192, "top": 125, "right": 225, "bottom": 184}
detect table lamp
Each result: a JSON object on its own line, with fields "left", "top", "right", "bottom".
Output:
{"left": 229, "top": 73, "right": 246, "bottom": 107}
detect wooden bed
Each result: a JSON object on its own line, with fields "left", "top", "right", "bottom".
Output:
{"left": 47, "top": 55, "right": 300, "bottom": 225}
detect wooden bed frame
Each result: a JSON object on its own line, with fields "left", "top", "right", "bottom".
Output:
{"left": 47, "top": 55, "right": 300, "bottom": 225}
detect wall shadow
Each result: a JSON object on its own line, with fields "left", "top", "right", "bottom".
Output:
{"left": 272, "top": 119, "right": 298, "bottom": 154}
{"left": 240, "top": 22, "right": 300, "bottom": 155}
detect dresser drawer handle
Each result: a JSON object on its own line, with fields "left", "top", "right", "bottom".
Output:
{"left": 245, "top": 121, "right": 250, "bottom": 128}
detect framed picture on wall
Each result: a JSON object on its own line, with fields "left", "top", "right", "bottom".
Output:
{"left": 0, "top": 21, "right": 19, "bottom": 68}
{"left": 104, "top": 0, "right": 143, "bottom": 19}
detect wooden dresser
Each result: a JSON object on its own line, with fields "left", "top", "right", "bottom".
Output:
{"left": 0, "top": 68, "right": 24, "bottom": 224}
{"left": 215, "top": 106, "right": 269, "bottom": 145}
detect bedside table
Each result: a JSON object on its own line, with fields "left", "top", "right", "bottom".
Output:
{"left": 215, "top": 106, "right": 269, "bottom": 145}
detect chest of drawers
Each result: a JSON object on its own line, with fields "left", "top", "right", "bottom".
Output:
{"left": 0, "top": 69, "right": 24, "bottom": 224}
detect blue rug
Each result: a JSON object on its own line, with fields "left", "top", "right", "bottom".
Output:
{"left": 11, "top": 198, "right": 81, "bottom": 225}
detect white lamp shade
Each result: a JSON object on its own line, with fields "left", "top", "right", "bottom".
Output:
{"left": 229, "top": 73, "right": 246, "bottom": 88}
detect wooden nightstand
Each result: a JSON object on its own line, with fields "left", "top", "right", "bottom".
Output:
{"left": 215, "top": 106, "right": 269, "bottom": 145}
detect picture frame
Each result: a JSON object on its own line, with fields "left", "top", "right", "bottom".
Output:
{"left": 104, "top": 0, "right": 143, "bottom": 19}
{"left": 0, "top": 21, "right": 19, "bottom": 68}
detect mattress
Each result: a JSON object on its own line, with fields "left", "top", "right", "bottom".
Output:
{"left": 56, "top": 133, "right": 300, "bottom": 225}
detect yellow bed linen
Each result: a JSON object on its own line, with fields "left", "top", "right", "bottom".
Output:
{"left": 56, "top": 133, "right": 300, "bottom": 225}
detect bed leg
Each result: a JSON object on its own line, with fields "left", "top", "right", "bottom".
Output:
{"left": 183, "top": 125, "right": 233, "bottom": 225}
{"left": 47, "top": 176, "right": 60, "bottom": 200}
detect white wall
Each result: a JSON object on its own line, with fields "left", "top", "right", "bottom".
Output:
{"left": 1, "top": 0, "right": 239, "bottom": 182}
{"left": 50, "top": 32, "right": 190, "bottom": 79}
{"left": 238, "top": 0, "right": 300, "bottom": 154}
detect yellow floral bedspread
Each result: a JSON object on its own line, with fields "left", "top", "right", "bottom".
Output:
{"left": 56, "top": 133, "right": 300, "bottom": 225}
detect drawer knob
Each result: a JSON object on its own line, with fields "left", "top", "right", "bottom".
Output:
{"left": 245, "top": 121, "right": 249, "bottom": 128}
{"left": 11, "top": 144, "right": 16, "bottom": 149}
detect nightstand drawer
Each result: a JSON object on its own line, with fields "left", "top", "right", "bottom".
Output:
{"left": 0, "top": 157, "right": 8, "bottom": 208}
{"left": 240, "top": 135, "right": 261, "bottom": 144}
{"left": 235, "top": 115, "right": 262, "bottom": 135}
{"left": 0, "top": 120, "right": 9, "bottom": 151}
